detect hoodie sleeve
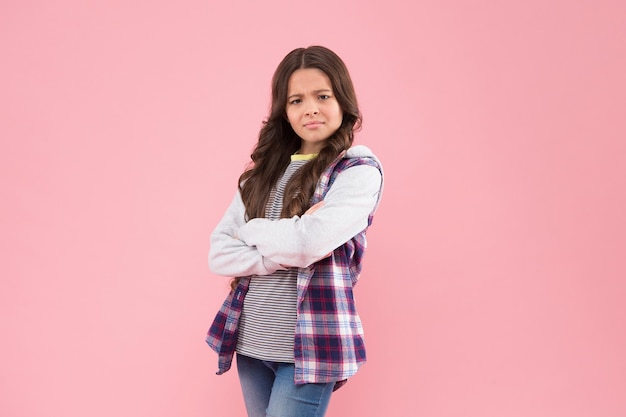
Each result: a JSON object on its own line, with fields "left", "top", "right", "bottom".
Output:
{"left": 208, "top": 191, "right": 282, "bottom": 277}
{"left": 236, "top": 164, "right": 382, "bottom": 268}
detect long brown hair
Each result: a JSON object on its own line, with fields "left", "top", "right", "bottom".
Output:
{"left": 239, "top": 46, "right": 362, "bottom": 220}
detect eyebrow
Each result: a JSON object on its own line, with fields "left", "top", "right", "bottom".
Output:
{"left": 287, "top": 89, "right": 332, "bottom": 100}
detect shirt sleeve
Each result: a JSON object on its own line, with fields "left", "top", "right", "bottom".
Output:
{"left": 208, "top": 191, "right": 282, "bottom": 277}
{"left": 236, "top": 164, "right": 382, "bottom": 268}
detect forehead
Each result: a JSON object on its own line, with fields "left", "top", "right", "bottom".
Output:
{"left": 287, "top": 68, "right": 333, "bottom": 93}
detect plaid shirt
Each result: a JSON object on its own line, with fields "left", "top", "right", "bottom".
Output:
{"left": 206, "top": 152, "right": 383, "bottom": 386}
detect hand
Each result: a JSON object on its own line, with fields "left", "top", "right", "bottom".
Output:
{"left": 305, "top": 201, "right": 324, "bottom": 215}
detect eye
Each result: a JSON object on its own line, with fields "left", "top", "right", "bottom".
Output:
{"left": 289, "top": 99, "right": 301, "bottom": 105}
{"left": 319, "top": 95, "right": 331, "bottom": 100}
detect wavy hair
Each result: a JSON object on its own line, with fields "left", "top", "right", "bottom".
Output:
{"left": 238, "top": 45, "right": 362, "bottom": 220}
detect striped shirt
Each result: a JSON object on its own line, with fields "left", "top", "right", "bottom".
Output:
{"left": 236, "top": 156, "right": 312, "bottom": 362}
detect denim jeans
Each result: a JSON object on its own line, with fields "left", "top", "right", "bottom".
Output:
{"left": 236, "top": 354, "right": 335, "bottom": 417}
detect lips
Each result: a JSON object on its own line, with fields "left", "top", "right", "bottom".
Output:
{"left": 304, "top": 121, "right": 324, "bottom": 128}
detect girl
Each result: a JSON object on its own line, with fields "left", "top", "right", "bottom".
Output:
{"left": 206, "top": 46, "right": 383, "bottom": 417}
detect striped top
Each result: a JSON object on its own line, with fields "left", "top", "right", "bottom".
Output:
{"left": 235, "top": 154, "right": 315, "bottom": 362}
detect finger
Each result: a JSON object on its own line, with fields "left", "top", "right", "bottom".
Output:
{"left": 305, "top": 201, "right": 324, "bottom": 215}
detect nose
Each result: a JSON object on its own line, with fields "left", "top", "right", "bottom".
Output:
{"left": 305, "top": 101, "right": 319, "bottom": 116}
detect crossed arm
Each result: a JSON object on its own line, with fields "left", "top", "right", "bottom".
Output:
{"left": 208, "top": 165, "right": 382, "bottom": 277}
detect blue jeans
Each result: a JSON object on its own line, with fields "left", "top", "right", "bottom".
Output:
{"left": 236, "top": 354, "right": 335, "bottom": 417}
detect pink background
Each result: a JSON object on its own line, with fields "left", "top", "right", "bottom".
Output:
{"left": 1, "top": 1, "right": 625, "bottom": 416}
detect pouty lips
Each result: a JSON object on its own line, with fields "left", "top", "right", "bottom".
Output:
{"left": 304, "top": 121, "right": 324, "bottom": 128}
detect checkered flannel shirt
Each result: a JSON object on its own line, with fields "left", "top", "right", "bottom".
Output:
{"left": 206, "top": 153, "right": 382, "bottom": 387}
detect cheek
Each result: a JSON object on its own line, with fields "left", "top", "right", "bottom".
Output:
{"left": 286, "top": 109, "right": 298, "bottom": 125}
{"left": 334, "top": 107, "right": 344, "bottom": 125}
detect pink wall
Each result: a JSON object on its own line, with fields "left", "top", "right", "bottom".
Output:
{"left": 1, "top": 1, "right": 625, "bottom": 416}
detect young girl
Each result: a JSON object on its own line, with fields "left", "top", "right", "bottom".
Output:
{"left": 206, "top": 46, "right": 383, "bottom": 417}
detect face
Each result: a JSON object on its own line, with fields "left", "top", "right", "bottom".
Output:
{"left": 286, "top": 68, "right": 343, "bottom": 154}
